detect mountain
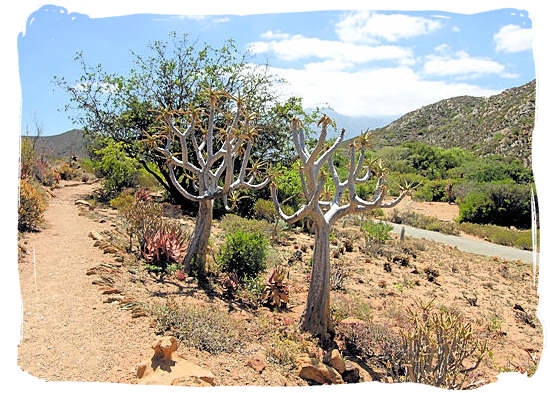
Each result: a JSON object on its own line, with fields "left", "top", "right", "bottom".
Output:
{"left": 369, "top": 80, "right": 535, "bottom": 166}
{"left": 26, "top": 129, "right": 88, "bottom": 159}
{"left": 307, "top": 108, "right": 396, "bottom": 139}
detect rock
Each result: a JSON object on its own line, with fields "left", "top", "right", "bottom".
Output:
{"left": 75, "top": 199, "right": 91, "bottom": 207}
{"left": 340, "top": 317, "right": 367, "bottom": 328}
{"left": 88, "top": 231, "right": 103, "bottom": 241}
{"left": 103, "top": 246, "right": 119, "bottom": 254}
{"left": 341, "top": 361, "right": 360, "bottom": 383}
{"left": 298, "top": 356, "right": 344, "bottom": 385}
{"left": 247, "top": 358, "right": 266, "bottom": 374}
{"left": 137, "top": 336, "right": 215, "bottom": 386}
{"left": 324, "top": 349, "right": 345, "bottom": 375}
{"left": 114, "top": 256, "right": 124, "bottom": 263}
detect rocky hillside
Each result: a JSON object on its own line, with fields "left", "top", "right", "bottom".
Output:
{"left": 370, "top": 80, "right": 535, "bottom": 166}
{"left": 25, "top": 129, "right": 88, "bottom": 159}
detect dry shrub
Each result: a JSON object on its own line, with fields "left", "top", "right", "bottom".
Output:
{"left": 331, "top": 294, "right": 371, "bottom": 323}
{"left": 397, "top": 301, "right": 488, "bottom": 388}
{"left": 18, "top": 180, "right": 46, "bottom": 231}
{"left": 58, "top": 163, "right": 76, "bottom": 180}
{"left": 149, "top": 301, "right": 242, "bottom": 354}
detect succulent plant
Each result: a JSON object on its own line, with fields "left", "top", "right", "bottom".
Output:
{"left": 142, "top": 222, "right": 188, "bottom": 277}
{"left": 261, "top": 266, "right": 289, "bottom": 309}
{"left": 219, "top": 272, "right": 239, "bottom": 298}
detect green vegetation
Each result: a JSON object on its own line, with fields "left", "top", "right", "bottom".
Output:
{"left": 389, "top": 210, "right": 459, "bottom": 235}
{"left": 362, "top": 220, "right": 393, "bottom": 243}
{"left": 217, "top": 230, "right": 268, "bottom": 281}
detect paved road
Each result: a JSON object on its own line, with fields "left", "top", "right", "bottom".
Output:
{"left": 387, "top": 222, "right": 536, "bottom": 264}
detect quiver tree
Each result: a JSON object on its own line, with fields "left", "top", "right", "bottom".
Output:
{"left": 270, "top": 116, "right": 414, "bottom": 341}
{"left": 150, "top": 90, "right": 268, "bottom": 273}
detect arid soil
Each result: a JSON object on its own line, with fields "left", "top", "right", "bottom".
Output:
{"left": 17, "top": 182, "right": 156, "bottom": 382}
{"left": 17, "top": 181, "right": 542, "bottom": 386}
{"left": 387, "top": 195, "right": 459, "bottom": 222}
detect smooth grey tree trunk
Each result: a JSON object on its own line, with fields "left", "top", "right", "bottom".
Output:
{"left": 300, "top": 223, "right": 333, "bottom": 341}
{"left": 183, "top": 199, "right": 213, "bottom": 273}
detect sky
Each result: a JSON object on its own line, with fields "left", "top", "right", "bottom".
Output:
{"left": 18, "top": 6, "right": 534, "bottom": 136}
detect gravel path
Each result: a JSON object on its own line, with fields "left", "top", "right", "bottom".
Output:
{"left": 388, "top": 222, "right": 535, "bottom": 264}
{"left": 17, "top": 182, "right": 155, "bottom": 383}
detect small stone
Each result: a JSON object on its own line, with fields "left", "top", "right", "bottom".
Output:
{"left": 114, "top": 256, "right": 124, "bottom": 263}
{"left": 325, "top": 349, "right": 345, "bottom": 375}
{"left": 103, "top": 246, "right": 119, "bottom": 254}
{"left": 89, "top": 231, "right": 103, "bottom": 241}
{"left": 298, "top": 357, "right": 344, "bottom": 385}
{"left": 102, "top": 287, "right": 121, "bottom": 295}
{"left": 75, "top": 199, "right": 91, "bottom": 207}
{"left": 247, "top": 358, "right": 266, "bottom": 374}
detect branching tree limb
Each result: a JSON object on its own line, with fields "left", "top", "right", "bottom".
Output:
{"left": 148, "top": 90, "right": 268, "bottom": 273}
{"left": 271, "top": 116, "right": 413, "bottom": 340}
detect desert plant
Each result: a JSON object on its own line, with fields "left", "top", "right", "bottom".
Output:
{"left": 149, "top": 90, "right": 269, "bottom": 275}
{"left": 18, "top": 179, "right": 46, "bottom": 231}
{"left": 253, "top": 198, "right": 293, "bottom": 240}
{"left": 330, "top": 262, "right": 350, "bottom": 291}
{"left": 142, "top": 221, "right": 189, "bottom": 278}
{"left": 270, "top": 116, "right": 412, "bottom": 340}
{"left": 362, "top": 219, "right": 393, "bottom": 244}
{"left": 57, "top": 162, "right": 76, "bottom": 180}
{"left": 149, "top": 301, "right": 241, "bottom": 354}
{"left": 92, "top": 138, "right": 139, "bottom": 196}
{"left": 218, "top": 230, "right": 268, "bottom": 281}
{"left": 261, "top": 266, "right": 290, "bottom": 309}
{"left": 219, "top": 272, "right": 239, "bottom": 298}
{"left": 396, "top": 301, "right": 488, "bottom": 389}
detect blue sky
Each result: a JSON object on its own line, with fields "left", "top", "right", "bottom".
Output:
{"left": 18, "top": 5, "right": 534, "bottom": 136}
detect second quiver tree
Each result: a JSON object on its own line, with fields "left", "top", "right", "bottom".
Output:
{"left": 270, "top": 116, "right": 415, "bottom": 341}
{"left": 149, "top": 89, "right": 268, "bottom": 274}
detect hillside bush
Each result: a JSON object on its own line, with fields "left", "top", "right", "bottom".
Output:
{"left": 361, "top": 220, "right": 393, "bottom": 243}
{"left": 218, "top": 230, "right": 268, "bottom": 281}
{"left": 58, "top": 163, "right": 76, "bottom": 180}
{"left": 389, "top": 210, "right": 459, "bottom": 235}
{"left": 18, "top": 179, "right": 46, "bottom": 231}
{"left": 458, "top": 183, "right": 531, "bottom": 228}
{"left": 93, "top": 139, "right": 138, "bottom": 196}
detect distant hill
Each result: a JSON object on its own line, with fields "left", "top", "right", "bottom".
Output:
{"left": 308, "top": 108, "right": 396, "bottom": 139}
{"left": 25, "top": 129, "right": 88, "bottom": 159}
{"left": 367, "top": 80, "right": 535, "bottom": 167}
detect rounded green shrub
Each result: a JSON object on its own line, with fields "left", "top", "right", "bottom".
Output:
{"left": 218, "top": 230, "right": 268, "bottom": 281}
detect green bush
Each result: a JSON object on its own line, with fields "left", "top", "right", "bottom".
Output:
{"left": 218, "top": 230, "right": 268, "bottom": 281}
{"left": 458, "top": 183, "right": 531, "bottom": 228}
{"left": 458, "top": 222, "right": 535, "bottom": 250}
{"left": 361, "top": 220, "right": 393, "bottom": 243}
{"left": 18, "top": 180, "right": 47, "bottom": 231}
{"left": 93, "top": 138, "right": 138, "bottom": 196}
{"left": 220, "top": 214, "right": 273, "bottom": 239}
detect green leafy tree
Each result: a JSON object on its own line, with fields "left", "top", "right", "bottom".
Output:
{"left": 54, "top": 33, "right": 317, "bottom": 208}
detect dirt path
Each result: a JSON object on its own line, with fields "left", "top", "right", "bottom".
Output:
{"left": 17, "top": 181, "right": 155, "bottom": 383}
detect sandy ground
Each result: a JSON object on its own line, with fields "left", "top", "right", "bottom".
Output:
{"left": 387, "top": 195, "right": 459, "bottom": 222}
{"left": 17, "top": 181, "right": 156, "bottom": 383}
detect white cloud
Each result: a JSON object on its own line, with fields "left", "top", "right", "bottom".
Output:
{"left": 304, "top": 60, "right": 354, "bottom": 72}
{"left": 270, "top": 65, "right": 498, "bottom": 117}
{"left": 335, "top": 11, "right": 442, "bottom": 43}
{"left": 423, "top": 51, "right": 506, "bottom": 78}
{"left": 213, "top": 17, "right": 230, "bottom": 23}
{"left": 452, "top": 26, "right": 461, "bottom": 32}
{"left": 247, "top": 34, "right": 413, "bottom": 64}
{"left": 260, "top": 30, "right": 290, "bottom": 40}
{"left": 494, "top": 24, "right": 533, "bottom": 53}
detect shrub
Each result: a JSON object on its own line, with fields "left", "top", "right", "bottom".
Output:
{"left": 458, "top": 222, "right": 535, "bottom": 250}
{"left": 396, "top": 301, "right": 488, "bottom": 389}
{"left": 218, "top": 230, "right": 268, "bottom": 281}
{"left": 18, "top": 180, "right": 46, "bottom": 231}
{"left": 220, "top": 214, "right": 273, "bottom": 239}
{"left": 149, "top": 302, "right": 241, "bottom": 354}
{"left": 388, "top": 210, "right": 459, "bottom": 235}
{"left": 58, "top": 163, "right": 76, "bottom": 180}
{"left": 253, "top": 198, "right": 293, "bottom": 239}
{"left": 361, "top": 220, "right": 393, "bottom": 243}
{"left": 458, "top": 183, "right": 532, "bottom": 228}
{"left": 93, "top": 138, "right": 138, "bottom": 196}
